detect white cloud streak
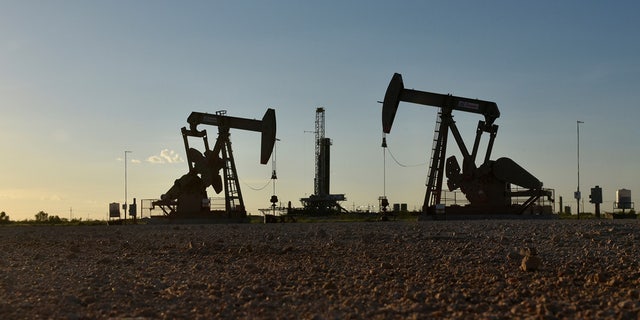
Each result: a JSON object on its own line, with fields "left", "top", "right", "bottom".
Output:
{"left": 147, "top": 149, "right": 184, "bottom": 164}
{"left": 0, "top": 188, "right": 62, "bottom": 201}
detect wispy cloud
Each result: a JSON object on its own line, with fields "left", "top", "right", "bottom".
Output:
{"left": 0, "top": 188, "right": 62, "bottom": 201}
{"left": 147, "top": 149, "right": 184, "bottom": 164}
{"left": 116, "top": 157, "right": 141, "bottom": 163}
{"left": 41, "top": 194, "right": 62, "bottom": 201}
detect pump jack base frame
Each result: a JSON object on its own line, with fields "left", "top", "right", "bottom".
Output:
{"left": 419, "top": 204, "right": 557, "bottom": 221}
{"left": 149, "top": 197, "right": 249, "bottom": 223}
{"left": 148, "top": 211, "right": 250, "bottom": 224}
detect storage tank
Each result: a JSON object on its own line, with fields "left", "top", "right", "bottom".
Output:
{"left": 616, "top": 189, "right": 632, "bottom": 209}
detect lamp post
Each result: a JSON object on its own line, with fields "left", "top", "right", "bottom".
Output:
{"left": 576, "top": 121, "right": 583, "bottom": 218}
{"left": 124, "top": 150, "right": 131, "bottom": 221}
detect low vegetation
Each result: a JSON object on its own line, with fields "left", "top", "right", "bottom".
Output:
{"left": 1, "top": 208, "right": 636, "bottom": 227}
{"left": 0, "top": 210, "right": 107, "bottom": 226}
{"left": 0, "top": 211, "right": 10, "bottom": 224}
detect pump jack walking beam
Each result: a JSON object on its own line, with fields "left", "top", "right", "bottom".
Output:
{"left": 155, "top": 109, "right": 276, "bottom": 217}
{"left": 186, "top": 109, "right": 277, "bottom": 165}
{"left": 383, "top": 73, "right": 500, "bottom": 167}
{"left": 382, "top": 73, "right": 550, "bottom": 214}
{"left": 383, "top": 73, "right": 501, "bottom": 209}
{"left": 183, "top": 109, "right": 276, "bottom": 214}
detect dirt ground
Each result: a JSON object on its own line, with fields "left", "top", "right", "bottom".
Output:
{"left": 1, "top": 219, "right": 639, "bottom": 319}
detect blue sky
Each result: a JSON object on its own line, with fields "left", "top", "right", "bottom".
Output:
{"left": 1, "top": 1, "right": 639, "bottom": 220}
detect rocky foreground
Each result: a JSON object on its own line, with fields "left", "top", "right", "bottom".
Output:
{"left": 1, "top": 219, "right": 639, "bottom": 319}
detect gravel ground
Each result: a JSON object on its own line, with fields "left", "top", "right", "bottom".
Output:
{"left": 1, "top": 219, "right": 639, "bottom": 319}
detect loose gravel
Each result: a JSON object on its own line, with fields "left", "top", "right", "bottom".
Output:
{"left": 1, "top": 219, "right": 639, "bottom": 319}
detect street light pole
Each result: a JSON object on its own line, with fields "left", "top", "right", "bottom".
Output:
{"left": 124, "top": 150, "right": 132, "bottom": 221}
{"left": 576, "top": 121, "right": 583, "bottom": 218}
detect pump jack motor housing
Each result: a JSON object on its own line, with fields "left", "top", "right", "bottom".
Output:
{"left": 382, "top": 73, "right": 552, "bottom": 215}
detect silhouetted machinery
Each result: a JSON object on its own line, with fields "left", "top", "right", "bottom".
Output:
{"left": 153, "top": 109, "right": 276, "bottom": 219}
{"left": 382, "top": 73, "right": 552, "bottom": 215}
{"left": 300, "top": 107, "right": 347, "bottom": 213}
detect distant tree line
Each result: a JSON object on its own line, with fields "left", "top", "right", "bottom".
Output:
{"left": 34, "top": 211, "right": 66, "bottom": 224}
{"left": 0, "top": 211, "right": 9, "bottom": 224}
{"left": 33, "top": 211, "right": 89, "bottom": 224}
{"left": 0, "top": 210, "right": 106, "bottom": 226}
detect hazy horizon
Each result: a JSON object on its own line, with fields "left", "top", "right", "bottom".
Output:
{"left": 2, "top": 1, "right": 639, "bottom": 220}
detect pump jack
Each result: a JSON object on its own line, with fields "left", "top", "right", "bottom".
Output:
{"left": 382, "top": 73, "right": 552, "bottom": 215}
{"left": 153, "top": 109, "right": 276, "bottom": 219}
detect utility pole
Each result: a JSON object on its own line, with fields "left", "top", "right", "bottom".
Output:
{"left": 576, "top": 121, "right": 583, "bottom": 219}
{"left": 124, "top": 150, "right": 132, "bottom": 222}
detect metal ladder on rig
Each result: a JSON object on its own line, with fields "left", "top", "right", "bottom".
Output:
{"left": 423, "top": 110, "right": 448, "bottom": 215}
{"left": 219, "top": 131, "right": 246, "bottom": 216}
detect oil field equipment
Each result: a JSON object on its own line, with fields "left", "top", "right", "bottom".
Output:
{"left": 152, "top": 109, "right": 276, "bottom": 219}
{"left": 381, "top": 73, "right": 552, "bottom": 215}
{"left": 608, "top": 188, "right": 636, "bottom": 219}
{"left": 614, "top": 189, "right": 633, "bottom": 211}
{"left": 300, "top": 107, "right": 347, "bottom": 213}
{"left": 589, "top": 185, "right": 603, "bottom": 218}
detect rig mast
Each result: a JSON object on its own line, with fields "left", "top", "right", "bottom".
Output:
{"left": 300, "top": 107, "right": 346, "bottom": 213}
{"left": 314, "top": 107, "right": 331, "bottom": 196}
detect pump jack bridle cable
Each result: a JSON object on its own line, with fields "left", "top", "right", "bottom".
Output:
{"left": 242, "top": 178, "right": 272, "bottom": 191}
{"left": 242, "top": 138, "right": 279, "bottom": 192}
{"left": 385, "top": 143, "right": 427, "bottom": 168}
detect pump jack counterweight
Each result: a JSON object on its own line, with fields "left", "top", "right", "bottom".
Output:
{"left": 381, "top": 73, "right": 552, "bottom": 216}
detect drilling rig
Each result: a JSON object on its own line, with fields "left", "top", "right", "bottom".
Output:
{"left": 299, "top": 107, "right": 347, "bottom": 214}
{"left": 382, "top": 73, "right": 552, "bottom": 215}
{"left": 152, "top": 109, "right": 276, "bottom": 220}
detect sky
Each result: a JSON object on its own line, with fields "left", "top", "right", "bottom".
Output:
{"left": 1, "top": 1, "right": 639, "bottom": 220}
